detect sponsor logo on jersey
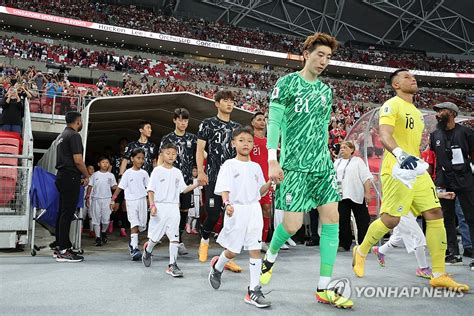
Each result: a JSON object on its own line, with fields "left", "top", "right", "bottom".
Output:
{"left": 397, "top": 205, "right": 403, "bottom": 213}
{"left": 175, "top": 179, "right": 180, "bottom": 188}
{"left": 435, "top": 140, "right": 441, "bottom": 147}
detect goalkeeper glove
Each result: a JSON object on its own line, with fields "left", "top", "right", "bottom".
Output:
{"left": 393, "top": 147, "right": 418, "bottom": 170}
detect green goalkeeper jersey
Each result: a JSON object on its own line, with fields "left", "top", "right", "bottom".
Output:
{"left": 269, "top": 72, "right": 333, "bottom": 173}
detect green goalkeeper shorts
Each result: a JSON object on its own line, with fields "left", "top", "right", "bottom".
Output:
{"left": 274, "top": 168, "right": 340, "bottom": 212}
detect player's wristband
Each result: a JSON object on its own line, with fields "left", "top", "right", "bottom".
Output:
{"left": 392, "top": 147, "right": 403, "bottom": 159}
{"left": 268, "top": 149, "right": 277, "bottom": 161}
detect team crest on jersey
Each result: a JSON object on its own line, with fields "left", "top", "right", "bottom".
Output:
{"left": 436, "top": 140, "right": 441, "bottom": 147}
{"left": 285, "top": 193, "right": 292, "bottom": 206}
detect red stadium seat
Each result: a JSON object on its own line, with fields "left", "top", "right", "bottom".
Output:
{"left": 0, "top": 133, "right": 22, "bottom": 206}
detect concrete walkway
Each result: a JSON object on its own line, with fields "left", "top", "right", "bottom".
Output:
{"left": 1, "top": 228, "right": 472, "bottom": 315}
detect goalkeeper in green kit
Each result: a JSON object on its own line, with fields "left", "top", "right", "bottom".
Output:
{"left": 260, "top": 32, "right": 353, "bottom": 309}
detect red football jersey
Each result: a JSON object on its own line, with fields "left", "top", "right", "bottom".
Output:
{"left": 421, "top": 148, "right": 436, "bottom": 180}
{"left": 250, "top": 136, "right": 269, "bottom": 181}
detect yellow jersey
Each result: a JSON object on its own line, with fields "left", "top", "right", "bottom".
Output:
{"left": 379, "top": 96, "right": 424, "bottom": 175}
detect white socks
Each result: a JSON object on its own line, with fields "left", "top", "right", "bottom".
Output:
{"left": 94, "top": 224, "right": 101, "bottom": 237}
{"left": 317, "top": 276, "right": 331, "bottom": 290}
{"left": 414, "top": 246, "right": 428, "bottom": 269}
{"left": 379, "top": 241, "right": 394, "bottom": 255}
{"left": 169, "top": 242, "right": 179, "bottom": 265}
{"left": 265, "top": 250, "right": 278, "bottom": 263}
{"left": 130, "top": 233, "right": 139, "bottom": 249}
{"left": 201, "top": 238, "right": 209, "bottom": 244}
{"left": 249, "top": 258, "right": 262, "bottom": 290}
{"left": 215, "top": 251, "right": 231, "bottom": 272}
{"left": 146, "top": 239, "right": 158, "bottom": 253}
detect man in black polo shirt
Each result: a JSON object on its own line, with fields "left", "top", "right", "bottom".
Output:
{"left": 430, "top": 102, "right": 474, "bottom": 271}
{"left": 119, "top": 121, "right": 157, "bottom": 176}
{"left": 55, "top": 111, "right": 90, "bottom": 262}
{"left": 159, "top": 108, "right": 197, "bottom": 255}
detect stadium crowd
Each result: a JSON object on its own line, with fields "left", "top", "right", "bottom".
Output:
{"left": 1, "top": 36, "right": 471, "bottom": 116}
{"left": 4, "top": 0, "right": 473, "bottom": 73}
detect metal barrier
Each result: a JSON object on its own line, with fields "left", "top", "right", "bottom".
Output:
{"left": 0, "top": 98, "right": 34, "bottom": 249}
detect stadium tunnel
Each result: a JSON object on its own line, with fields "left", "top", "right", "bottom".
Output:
{"left": 81, "top": 92, "right": 255, "bottom": 153}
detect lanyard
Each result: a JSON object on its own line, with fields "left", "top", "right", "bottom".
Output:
{"left": 336, "top": 157, "right": 352, "bottom": 181}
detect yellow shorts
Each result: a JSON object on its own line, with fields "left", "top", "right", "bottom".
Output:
{"left": 380, "top": 172, "right": 440, "bottom": 217}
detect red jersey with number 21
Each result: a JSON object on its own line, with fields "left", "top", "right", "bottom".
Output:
{"left": 250, "top": 136, "right": 269, "bottom": 181}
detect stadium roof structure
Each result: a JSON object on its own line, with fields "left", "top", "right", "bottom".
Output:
{"left": 194, "top": 0, "right": 473, "bottom": 55}
{"left": 81, "top": 92, "right": 254, "bottom": 152}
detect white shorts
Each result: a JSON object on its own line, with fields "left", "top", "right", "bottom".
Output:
{"left": 389, "top": 211, "right": 426, "bottom": 253}
{"left": 217, "top": 203, "right": 263, "bottom": 254}
{"left": 126, "top": 198, "right": 148, "bottom": 232}
{"left": 188, "top": 195, "right": 200, "bottom": 218}
{"left": 91, "top": 198, "right": 111, "bottom": 226}
{"left": 147, "top": 203, "right": 180, "bottom": 243}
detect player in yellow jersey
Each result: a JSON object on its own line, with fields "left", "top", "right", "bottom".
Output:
{"left": 352, "top": 69, "right": 470, "bottom": 292}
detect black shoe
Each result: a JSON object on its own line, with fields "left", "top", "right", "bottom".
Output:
{"left": 101, "top": 232, "right": 108, "bottom": 245}
{"left": 49, "top": 241, "right": 58, "bottom": 250}
{"left": 95, "top": 237, "right": 102, "bottom": 247}
{"left": 445, "top": 254, "right": 463, "bottom": 265}
{"left": 56, "top": 249, "right": 84, "bottom": 262}
{"left": 462, "top": 248, "right": 472, "bottom": 258}
{"left": 305, "top": 239, "right": 319, "bottom": 247}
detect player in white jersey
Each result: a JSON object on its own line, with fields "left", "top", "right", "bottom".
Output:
{"left": 186, "top": 167, "right": 202, "bottom": 235}
{"left": 86, "top": 157, "right": 117, "bottom": 246}
{"left": 208, "top": 127, "right": 272, "bottom": 308}
{"left": 111, "top": 148, "right": 150, "bottom": 261}
{"left": 142, "top": 143, "right": 199, "bottom": 277}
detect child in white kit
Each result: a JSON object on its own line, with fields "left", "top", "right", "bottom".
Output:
{"left": 142, "top": 143, "right": 199, "bottom": 277}
{"left": 208, "top": 126, "right": 272, "bottom": 308}
{"left": 111, "top": 148, "right": 149, "bottom": 261}
{"left": 86, "top": 157, "right": 117, "bottom": 247}
{"left": 186, "top": 166, "right": 202, "bottom": 235}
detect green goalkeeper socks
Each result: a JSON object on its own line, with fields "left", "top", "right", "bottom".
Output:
{"left": 319, "top": 223, "right": 339, "bottom": 277}
{"left": 269, "top": 224, "right": 293, "bottom": 255}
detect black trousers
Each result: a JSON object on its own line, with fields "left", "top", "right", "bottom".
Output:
{"left": 201, "top": 182, "right": 223, "bottom": 240}
{"left": 55, "top": 171, "right": 81, "bottom": 250}
{"left": 441, "top": 189, "right": 474, "bottom": 256}
{"left": 309, "top": 208, "right": 320, "bottom": 242}
{"left": 338, "top": 198, "right": 370, "bottom": 250}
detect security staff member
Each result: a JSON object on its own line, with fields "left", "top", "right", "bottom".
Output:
{"left": 54, "top": 111, "right": 90, "bottom": 263}
{"left": 430, "top": 102, "right": 474, "bottom": 271}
